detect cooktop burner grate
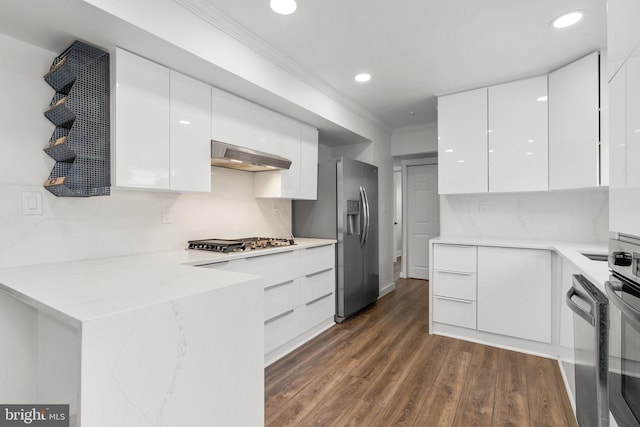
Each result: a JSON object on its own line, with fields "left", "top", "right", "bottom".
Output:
{"left": 187, "top": 237, "right": 295, "bottom": 253}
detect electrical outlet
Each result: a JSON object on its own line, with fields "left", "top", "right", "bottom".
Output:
{"left": 161, "top": 208, "right": 172, "bottom": 224}
{"left": 272, "top": 203, "right": 279, "bottom": 213}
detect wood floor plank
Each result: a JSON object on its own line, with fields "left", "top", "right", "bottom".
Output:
{"left": 525, "top": 354, "right": 576, "bottom": 427}
{"left": 497, "top": 349, "right": 529, "bottom": 394}
{"left": 452, "top": 363, "right": 497, "bottom": 427}
{"left": 493, "top": 390, "right": 531, "bottom": 427}
{"left": 412, "top": 345, "right": 473, "bottom": 426}
{"left": 265, "top": 278, "right": 577, "bottom": 427}
{"left": 373, "top": 335, "right": 454, "bottom": 426}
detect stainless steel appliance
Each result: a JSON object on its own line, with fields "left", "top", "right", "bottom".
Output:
{"left": 607, "top": 235, "right": 640, "bottom": 427}
{"left": 188, "top": 237, "right": 295, "bottom": 253}
{"left": 566, "top": 274, "right": 609, "bottom": 427}
{"left": 210, "top": 141, "right": 292, "bottom": 171}
{"left": 292, "top": 157, "right": 379, "bottom": 323}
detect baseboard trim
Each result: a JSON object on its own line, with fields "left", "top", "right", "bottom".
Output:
{"left": 379, "top": 281, "right": 396, "bottom": 298}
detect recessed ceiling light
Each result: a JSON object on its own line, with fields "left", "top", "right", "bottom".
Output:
{"left": 354, "top": 73, "right": 371, "bottom": 83}
{"left": 551, "top": 11, "right": 583, "bottom": 29}
{"left": 445, "top": 149, "right": 454, "bottom": 153}
{"left": 178, "top": 120, "right": 191, "bottom": 125}
{"left": 409, "top": 111, "right": 415, "bottom": 116}
{"left": 537, "top": 96, "right": 548, "bottom": 102}
{"left": 270, "top": 0, "right": 297, "bottom": 15}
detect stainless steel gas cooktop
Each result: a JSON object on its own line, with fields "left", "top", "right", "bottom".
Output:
{"left": 187, "top": 237, "right": 295, "bottom": 253}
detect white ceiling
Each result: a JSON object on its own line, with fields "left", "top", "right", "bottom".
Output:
{"left": 193, "top": 0, "right": 607, "bottom": 130}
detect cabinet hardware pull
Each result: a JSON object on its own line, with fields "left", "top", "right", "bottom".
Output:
{"left": 436, "top": 270, "right": 474, "bottom": 276}
{"left": 306, "top": 268, "right": 333, "bottom": 278}
{"left": 434, "top": 295, "right": 474, "bottom": 304}
{"left": 265, "top": 309, "right": 294, "bottom": 324}
{"left": 265, "top": 280, "right": 294, "bottom": 291}
{"left": 306, "top": 292, "right": 333, "bottom": 306}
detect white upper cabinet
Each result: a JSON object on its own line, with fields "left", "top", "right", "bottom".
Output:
{"left": 210, "top": 86, "right": 253, "bottom": 147}
{"left": 113, "top": 48, "right": 211, "bottom": 192}
{"left": 608, "top": 0, "right": 640, "bottom": 80}
{"left": 548, "top": 52, "right": 600, "bottom": 190}
{"left": 488, "top": 76, "right": 548, "bottom": 193}
{"left": 170, "top": 72, "right": 212, "bottom": 192}
{"left": 114, "top": 48, "right": 171, "bottom": 190}
{"left": 210, "top": 86, "right": 319, "bottom": 200}
{"left": 437, "top": 88, "right": 488, "bottom": 194}
{"left": 298, "top": 124, "right": 319, "bottom": 200}
{"left": 610, "top": 38, "right": 640, "bottom": 236}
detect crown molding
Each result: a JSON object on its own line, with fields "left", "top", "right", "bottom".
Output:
{"left": 173, "top": 0, "right": 391, "bottom": 133}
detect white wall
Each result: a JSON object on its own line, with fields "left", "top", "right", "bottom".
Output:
{"left": 0, "top": 34, "right": 291, "bottom": 269}
{"left": 391, "top": 124, "right": 437, "bottom": 157}
{"left": 440, "top": 188, "right": 609, "bottom": 243}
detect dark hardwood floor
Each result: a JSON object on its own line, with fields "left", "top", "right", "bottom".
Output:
{"left": 265, "top": 278, "right": 577, "bottom": 427}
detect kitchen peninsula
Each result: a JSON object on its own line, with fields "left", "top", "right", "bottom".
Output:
{"left": 0, "top": 250, "right": 267, "bottom": 427}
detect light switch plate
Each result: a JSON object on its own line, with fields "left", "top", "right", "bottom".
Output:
{"left": 161, "top": 207, "right": 172, "bottom": 224}
{"left": 22, "top": 191, "right": 43, "bottom": 215}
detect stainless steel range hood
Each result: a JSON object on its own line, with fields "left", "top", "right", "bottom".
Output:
{"left": 210, "top": 140, "right": 292, "bottom": 172}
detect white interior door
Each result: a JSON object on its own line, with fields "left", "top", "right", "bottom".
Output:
{"left": 407, "top": 164, "right": 439, "bottom": 279}
{"left": 393, "top": 170, "right": 402, "bottom": 259}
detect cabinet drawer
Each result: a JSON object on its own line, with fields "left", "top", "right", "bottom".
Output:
{"left": 264, "top": 308, "right": 300, "bottom": 354}
{"left": 299, "top": 245, "right": 335, "bottom": 274}
{"left": 242, "top": 249, "right": 298, "bottom": 282}
{"left": 434, "top": 244, "right": 476, "bottom": 273}
{"left": 264, "top": 279, "right": 300, "bottom": 321}
{"left": 302, "top": 292, "right": 334, "bottom": 331}
{"left": 432, "top": 296, "right": 476, "bottom": 329}
{"left": 302, "top": 268, "right": 335, "bottom": 304}
{"left": 433, "top": 271, "right": 476, "bottom": 301}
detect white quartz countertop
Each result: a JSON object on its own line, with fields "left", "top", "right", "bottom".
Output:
{"left": 431, "top": 236, "right": 610, "bottom": 293}
{"left": 0, "top": 238, "right": 336, "bottom": 327}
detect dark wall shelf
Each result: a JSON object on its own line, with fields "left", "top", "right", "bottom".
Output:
{"left": 43, "top": 41, "right": 110, "bottom": 197}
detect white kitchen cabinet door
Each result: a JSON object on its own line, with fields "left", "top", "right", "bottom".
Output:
{"left": 488, "top": 76, "right": 548, "bottom": 193}
{"left": 477, "top": 246, "right": 551, "bottom": 343}
{"left": 170, "top": 71, "right": 211, "bottom": 192}
{"left": 610, "top": 46, "right": 640, "bottom": 237}
{"left": 549, "top": 52, "right": 600, "bottom": 190}
{"left": 210, "top": 86, "right": 252, "bottom": 147}
{"left": 114, "top": 48, "right": 170, "bottom": 189}
{"left": 277, "top": 115, "right": 302, "bottom": 198}
{"left": 437, "top": 88, "right": 488, "bottom": 194}
{"left": 253, "top": 118, "right": 318, "bottom": 200}
{"left": 250, "top": 104, "right": 281, "bottom": 154}
{"left": 298, "top": 124, "right": 319, "bottom": 200}
{"left": 607, "top": 0, "right": 640, "bottom": 81}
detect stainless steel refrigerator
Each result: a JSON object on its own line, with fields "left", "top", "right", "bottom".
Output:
{"left": 293, "top": 157, "right": 379, "bottom": 323}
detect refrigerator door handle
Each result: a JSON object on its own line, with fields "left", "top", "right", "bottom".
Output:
{"left": 360, "top": 186, "right": 370, "bottom": 247}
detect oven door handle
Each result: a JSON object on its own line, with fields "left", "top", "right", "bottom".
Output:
{"left": 566, "top": 286, "right": 595, "bottom": 326}
{"left": 606, "top": 280, "right": 640, "bottom": 330}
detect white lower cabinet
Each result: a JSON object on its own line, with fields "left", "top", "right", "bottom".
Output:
{"left": 432, "top": 296, "right": 477, "bottom": 329}
{"left": 432, "top": 244, "right": 477, "bottom": 329}
{"left": 203, "top": 243, "right": 336, "bottom": 365}
{"left": 432, "top": 243, "right": 553, "bottom": 352}
{"left": 477, "top": 246, "right": 551, "bottom": 343}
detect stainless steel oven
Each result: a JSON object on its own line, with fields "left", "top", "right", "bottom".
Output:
{"left": 607, "top": 235, "right": 640, "bottom": 427}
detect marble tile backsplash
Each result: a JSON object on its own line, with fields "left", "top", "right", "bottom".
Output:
{"left": 440, "top": 188, "right": 609, "bottom": 243}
